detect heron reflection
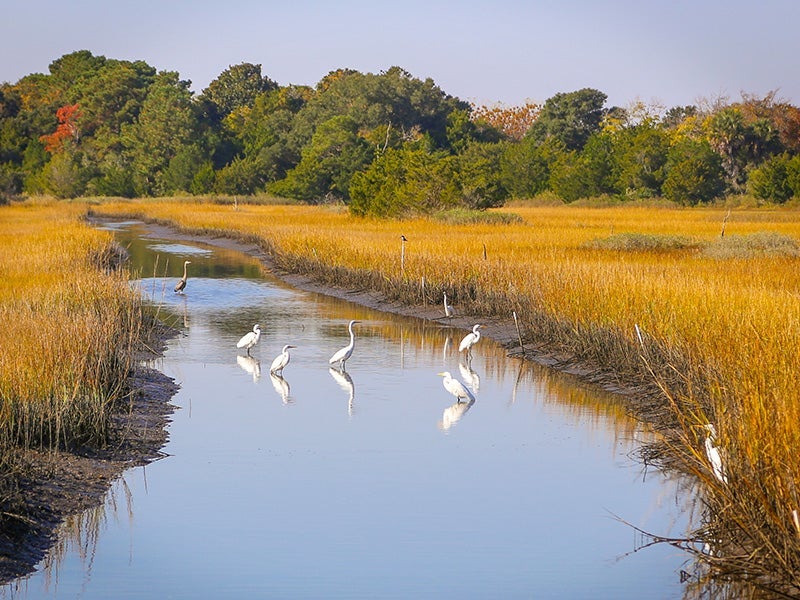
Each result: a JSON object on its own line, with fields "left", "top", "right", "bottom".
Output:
{"left": 329, "top": 367, "right": 355, "bottom": 417}
{"left": 269, "top": 372, "right": 292, "bottom": 404}
{"left": 439, "top": 398, "right": 475, "bottom": 432}
{"left": 458, "top": 361, "right": 480, "bottom": 394}
{"left": 236, "top": 355, "right": 261, "bottom": 383}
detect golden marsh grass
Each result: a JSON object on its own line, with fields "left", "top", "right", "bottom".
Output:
{"left": 0, "top": 200, "right": 143, "bottom": 457}
{"left": 93, "top": 197, "right": 800, "bottom": 592}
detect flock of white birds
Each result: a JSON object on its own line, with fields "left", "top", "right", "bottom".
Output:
{"left": 177, "top": 260, "right": 729, "bottom": 473}
{"left": 174, "top": 261, "right": 485, "bottom": 409}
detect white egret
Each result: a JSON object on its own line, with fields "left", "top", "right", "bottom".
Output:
{"left": 443, "top": 292, "right": 454, "bottom": 318}
{"left": 458, "top": 324, "right": 483, "bottom": 356}
{"left": 270, "top": 344, "right": 296, "bottom": 375}
{"left": 237, "top": 324, "right": 261, "bottom": 356}
{"left": 174, "top": 260, "right": 191, "bottom": 294}
{"left": 704, "top": 423, "right": 728, "bottom": 484}
{"left": 438, "top": 371, "right": 475, "bottom": 403}
{"left": 329, "top": 319, "right": 360, "bottom": 371}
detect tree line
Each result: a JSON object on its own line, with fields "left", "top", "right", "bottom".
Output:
{"left": 1, "top": 50, "right": 799, "bottom": 214}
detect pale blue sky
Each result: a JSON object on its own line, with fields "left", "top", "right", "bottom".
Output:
{"left": 2, "top": 0, "right": 798, "bottom": 110}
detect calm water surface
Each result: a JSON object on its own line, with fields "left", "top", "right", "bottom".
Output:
{"left": 4, "top": 221, "right": 695, "bottom": 599}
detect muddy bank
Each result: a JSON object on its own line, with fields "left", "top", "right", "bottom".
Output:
{"left": 0, "top": 326, "right": 179, "bottom": 585}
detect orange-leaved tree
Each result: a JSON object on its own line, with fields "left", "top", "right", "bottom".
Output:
{"left": 470, "top": 101, "right": 540, "bottom": 141}
{"left": 40, "top": 103, "right": 82, "bottom": 153}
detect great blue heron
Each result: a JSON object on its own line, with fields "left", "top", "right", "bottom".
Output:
{"left": 329, "top": 320, "right": 360, "bottom": 371}
{"left": 237, "top": 324, "right": 261, "bottom": 356}
{"left": 270, "top": 344, "right": 296, "bottom": 375}
{"left": 174, "top": 260, "right": 191, "bottom": 294}
{"left": 437, "top": 371, "right": 475, "bottom": 403}
{"left": 459, "top": 324, "right": 483, "bottom": 357}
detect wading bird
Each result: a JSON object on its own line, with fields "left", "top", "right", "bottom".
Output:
{"left": 443, "top": 292, "right": 454, "bottom": 319}
{"left": 237, "top": 324, "right": 261, "bottom": 356}
{"left": 329, "top": 320, "right": 360, "bottom": 371}
{"left": 704, "top": 423, "right": 728, "bottom": 484}
{"left": 438, "top": 371, "right": 475, "bottom": 403}
{"left": 174, "top": 260, "right": 191, "bottom": 294}
{"left": 458, "top": 324, "right": 483, "bottom": 357}
{"left": 270, "top": 344, "right": 296, "bottom": 375}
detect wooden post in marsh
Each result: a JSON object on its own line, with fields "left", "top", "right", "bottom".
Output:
{"left": 400, "top": 235, "right": 407, "bottom": 277}
{"left": 720, "top": 209, "right": 731, "bottom": 238}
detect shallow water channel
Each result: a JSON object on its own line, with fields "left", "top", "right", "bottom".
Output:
{"left": 6, "top": 220, "right": 696, "bottom": 599}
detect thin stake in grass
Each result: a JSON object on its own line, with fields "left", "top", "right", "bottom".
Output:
{"left": 400, "top": 234, "right": 407, "bottom": 276}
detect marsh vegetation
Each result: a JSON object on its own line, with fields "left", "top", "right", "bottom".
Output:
{"left": 91, "top": 197, "right": 800, "bottom": 596}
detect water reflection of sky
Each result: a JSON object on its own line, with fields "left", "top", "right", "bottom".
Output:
{"left": 5, "top": 221, "right": 695, "bottom": 600}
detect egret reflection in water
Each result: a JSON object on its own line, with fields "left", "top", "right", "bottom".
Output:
{"left": 329, "top": 367, "right": 355, "bottom": 416}
{"left": 269, "top": 373, "right": 292, "bottom": 404}
{"left": 458, "top": 360, "right": 480, "bottom": 395}
{"left": 439, "top": 398, "right": 475, "bottom": 431}
{"left": 236, "top": 355, "right": 261, "bottom": 383}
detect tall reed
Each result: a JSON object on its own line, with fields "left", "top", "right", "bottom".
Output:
{"left": 0, "top": 200, "right": 144, "bottom": 460}
{"left": 95, "top": 197, "right": 800, "bottom": 594}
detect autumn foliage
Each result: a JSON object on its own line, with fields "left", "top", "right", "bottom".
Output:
{"left": 470, "top": 101, "right": 540, "bottom": 140}
{"left": 40, "top": 103, "right": 81, "bottom": 153}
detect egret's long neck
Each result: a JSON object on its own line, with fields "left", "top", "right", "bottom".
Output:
{"left": 182, "top": 263, "right": 188, "bottom": 278}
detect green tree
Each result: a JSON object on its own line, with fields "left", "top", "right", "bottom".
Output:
{"left": 614, "top": 123, "right": 669, "bottom": 197}
{"left": 662, "top": 139, "right": 726, "bottom": 204}
{"left": 349, "top": 146, "right": 459, "bottom": 217}
{"left": 455, "top": 142, "right": 508, "bottom": 208}
{"left": 548, "top": 130, "right": 617, "bottom": 202}
{"left": 121, "top": 71, "right": 198, "bottom": 196}
{"left": 200, "top": 63, "right": 278, "bottom": 120}
{"left": 500, "top": 136, "right": 563, "bottom": 198}
{"left": 214, "top": 156, "right": 263, "bottom": 194}
{"left": 528, "top": 88, "right": 608, "bottom": 151}
{"left": 747, "top": 153, "right": 794, "bottom": 203}
{"left": 269, "top": 115, "right": 373, "bottom": 202}
{"left": 40, "top": 150, "right": 87, "bottom": 198}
